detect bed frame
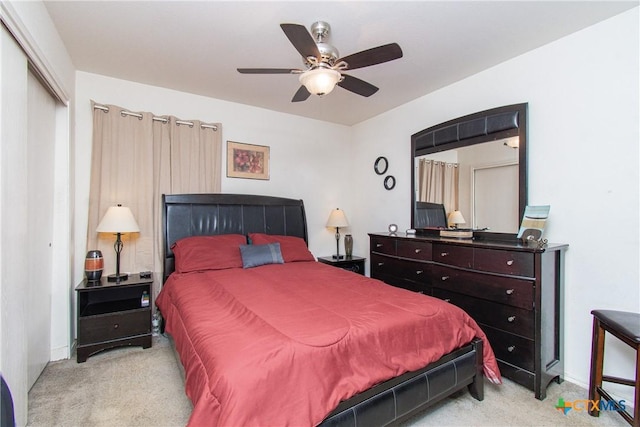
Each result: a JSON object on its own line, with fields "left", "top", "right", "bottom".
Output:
{"left": 162, "top": 193, "right": 484, "bottom": 426}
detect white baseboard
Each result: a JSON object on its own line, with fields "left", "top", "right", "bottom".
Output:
{"left": 563, "top": 372, "right": 634, "bottom": 404}
{"left": 50, "top": 345, "right": 70, "bottom": 361}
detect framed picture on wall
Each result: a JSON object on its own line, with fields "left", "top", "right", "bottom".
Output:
{"left": 227, "top": 141, "right": 270, "bottom": 180}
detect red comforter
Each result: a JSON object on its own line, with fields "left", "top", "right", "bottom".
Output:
{"left": 156, "top": 261, "right": 501, "bottom": 426}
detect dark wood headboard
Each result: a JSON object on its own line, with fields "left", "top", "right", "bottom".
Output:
{"left": 162, "top": 194, "right": 308, "bottom": 281}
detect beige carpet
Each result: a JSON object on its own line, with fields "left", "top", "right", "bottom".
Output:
{"left": 28, "top": 335, "right": 630, "bottom": 426}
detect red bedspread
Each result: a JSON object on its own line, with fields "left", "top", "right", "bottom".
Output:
{"left": 156, "top": 261, "right": 501, "bottom": 426}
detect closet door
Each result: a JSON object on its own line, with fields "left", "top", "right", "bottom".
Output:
{"left": 26, "top": 70, "right": 55, "bottom": 389}
{"left": 473, "top": 164, "right": 519, "bottom": 233}
{"left": 2, "top": 24, "right": 30, "bottom": 424}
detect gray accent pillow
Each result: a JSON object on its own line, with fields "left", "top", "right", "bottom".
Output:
{"left": 240, "top": 243, "right": 284, "bottom": 268}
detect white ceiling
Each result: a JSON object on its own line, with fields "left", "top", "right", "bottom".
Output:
{"left": 44, "top": 1, "right": 637, "bottom": 126}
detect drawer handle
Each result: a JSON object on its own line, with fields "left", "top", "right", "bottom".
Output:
{"left": 414, "top": 248, "right": 421, "bottom": 253}
{"left": 376, "top": 243, "right": 383, "bottom": 248}
{"left": 441, "top": 276, "right": 449, "bottom": 281}
{"left": 507, "top": 345, "right": 516, "bottom": 352}
{"left": 505, "top": 289, "right": 514, "bottom": 295}
{"left": 113, "top": 324, "right": 119, "bottom": 329}
{"left": 507, "top": 316, "right": 516, "bottom": 323}
{"left": 377, "top": 262, "right": 385, "bottom": 267}
{"left": 506, "top": 260, "right": 514, "bottom": 266}
{"left": 440, "top": 252, "right": 449, "bottom": 257}
{"left": 415, "top": 270, "right": 424, "bottom": 275}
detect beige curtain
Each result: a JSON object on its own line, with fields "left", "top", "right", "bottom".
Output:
{"left": 87, "top": 102, "right": 222, "bottom": 300}
{"left": 417, "top": 158, "right": 459, "bottom": 214}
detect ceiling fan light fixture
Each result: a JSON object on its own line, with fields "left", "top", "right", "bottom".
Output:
{"left": 299, "top": 68, "right": 341, "bottom": 96}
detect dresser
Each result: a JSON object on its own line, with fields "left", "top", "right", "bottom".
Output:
{"left": 369, "top": 232, "right": 567, "bottom": 400}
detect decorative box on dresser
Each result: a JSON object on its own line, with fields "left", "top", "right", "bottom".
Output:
{"left": 369, "top": 232, "right": 568, "bottom": 400}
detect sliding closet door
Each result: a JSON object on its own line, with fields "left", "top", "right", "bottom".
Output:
{"left": 1, "top": 24, "right": 30, "bottom": 424}
{"left": 473, "top": 164, "right": 519, "bottom": 232}
{"left": 26, "top": 70, "right": 55, "bottom": 389}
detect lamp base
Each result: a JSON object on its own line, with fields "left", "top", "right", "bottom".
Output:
{"left": 332, "top": 254, "right": 344, "bottom": 260}
{"left": 107, "top": 273, "right": 129, "bottom": 282}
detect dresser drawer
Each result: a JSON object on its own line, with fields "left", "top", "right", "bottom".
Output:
{"left": 474, "top": 248, "right": 534, "bottom": 277}
{"left": 79, "top": 309, "right": 150, "bottom": 344}
{"left": 371, "top": 253, "right": 397, "bottom": 276}
{"left": 397, "top": 240, "right": 432, "bottom": 261}
{"left": 371, "top": 254, "right": 430, "bottom": 287}
{"left": 431, "top": 265, "right": 534, "bottom": 310}
{"left": 483, "top": 325, "right": 534, "bottom": 372}
{"left": 370, "top": 236, "right": 396, "bottom": 256}
{"left": 432, "top": 243, "right": 473, "bottom": 268}
{"left": 373, "top": 270, "right": 430, "bottom": 294}
{"left": 394, "top": 258, "right": 431, "bottom": 283}
{"left": 432, "top": 289, "right": 534, "bottom": 339}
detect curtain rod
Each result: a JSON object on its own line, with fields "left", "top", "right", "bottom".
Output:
{"left": 93, "top": 104, "right": 218, "bottom": 130}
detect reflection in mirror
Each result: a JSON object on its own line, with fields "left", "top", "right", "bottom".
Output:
{"left": 415, "top": 137, "right": 519, "bottom": 233}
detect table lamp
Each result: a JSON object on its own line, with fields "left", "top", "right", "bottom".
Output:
{"left": 326, "top": 208, "right": 349, "bottom": 260}
{"left": 448, "top": 210, "right": 466, "bottom": 229}
{"left": 96, "top": 204, "right": 140, "bottom": 282}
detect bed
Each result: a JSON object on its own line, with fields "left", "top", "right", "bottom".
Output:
{"left": 156, "top": 193, "right": 501, "bottom": 426}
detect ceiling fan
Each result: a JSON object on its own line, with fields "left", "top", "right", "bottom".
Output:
{"left": 237, "top": 21, "right": 403, "bottom": 102}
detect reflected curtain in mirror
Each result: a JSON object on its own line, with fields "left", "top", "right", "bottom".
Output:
{"left": 417, "top": 159, "right": 459, "bottom": 215}
{"left": 87, "top": 102, "right": 222, "bottom": 301}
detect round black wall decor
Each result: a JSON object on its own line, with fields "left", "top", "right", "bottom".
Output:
{"left": 384, "top": 175, "right": 396, "bottom": 190}
{"left": 374, "top": 156, "right": 388, "bottom": 175}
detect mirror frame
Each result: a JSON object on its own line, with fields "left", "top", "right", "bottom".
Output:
{"left": 410, "top": 103, "right": 528, "bottom": 240}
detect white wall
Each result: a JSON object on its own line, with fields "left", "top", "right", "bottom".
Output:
{"left": 74, "top": 73, "right": 354, "bottom": 286}
{"left": 351, "top": 7, "right": 639, "bottom": 396}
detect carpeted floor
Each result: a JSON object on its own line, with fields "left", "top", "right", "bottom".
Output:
{"left": 27, "top": 335, "right": 630, "bottom": 426}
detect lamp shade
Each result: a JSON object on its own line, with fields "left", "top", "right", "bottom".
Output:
{"left": 299, "top": 68, "right": 341, "bottom": 96}
{"left": 96, "top": 205, "right": 140, "bottom": 233}
{"left": 447, "top": 210, "right": 466, "bottom": 226}
{"left": 326, "top": 208, "right": 349, "bottom": 228}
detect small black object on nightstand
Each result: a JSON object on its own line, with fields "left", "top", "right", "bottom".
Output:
{"left": 139, "top": 271, "right": 152, "bottom": 278}
{"left": 317, "top": 256, "right": 366, "bottom": 275}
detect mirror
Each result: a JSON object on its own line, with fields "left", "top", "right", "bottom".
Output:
{"left": 411, "top": 104, "right": 527, "bottom": 238}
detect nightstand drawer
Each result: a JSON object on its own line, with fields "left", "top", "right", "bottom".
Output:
{"left": 79, "top": 309, "right": 150, "bottom": 344}
{"left": 317, "top": 256, "right": 366, "bottom": 275}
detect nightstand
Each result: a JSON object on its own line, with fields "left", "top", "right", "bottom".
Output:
{"left": 76, "top": 273, "right": 152, "bottom": 363}
{"left": 317, "top": 256, "right": 366, "bottom": 275}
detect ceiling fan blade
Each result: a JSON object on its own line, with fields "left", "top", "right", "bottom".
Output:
{"left": 291, "top": 86, "right": 311, "bottom": 102}
{"left": 338, "top": 43, "right": 403, "bottom": 70}
{"left": 338, "top": 74, "right": 379, "bottom": 97}
{"left": 237, "top": 68, "right": 301, "bottom": 74}
{"left": 280, "top": 23, "right": 321, "bottom": 60}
